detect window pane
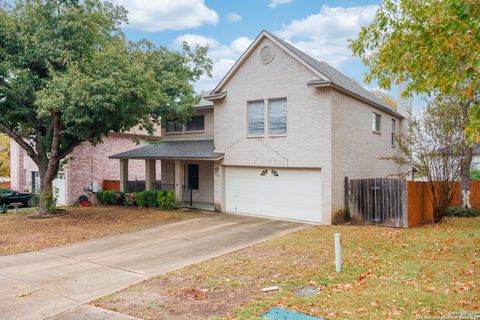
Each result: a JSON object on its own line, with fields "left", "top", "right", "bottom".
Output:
{"left": 391, "top": 119, "right": 396, "bottom": 146}
{"left": 372, "top": 113, "right": 381, "bottom": 131}
{"left": 269, "top": 98, "right": 287, "bottom": 135}
{"left": 186, "top": 115, "right": 205, "bottom": 131}
{"left": 248, "top": 101, "right": 264, "bottom": 136}
{"left": 166, "top": 120, "right": 183, "bottom": 132}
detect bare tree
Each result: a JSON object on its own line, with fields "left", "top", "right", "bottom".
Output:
{"left": 394, "top": 97, "right": 470, "bottom": 222}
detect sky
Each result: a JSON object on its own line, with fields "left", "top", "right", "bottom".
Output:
{"left": 111, "top": 0, "right": 423, "bottom": 112}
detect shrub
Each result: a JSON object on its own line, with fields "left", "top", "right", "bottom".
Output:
{"left": 0, "top": 204, "right": 6, "bottom": 214}
{"left": 135, "top": 191, "right": 147, "bottom": 207}
{"left": 145, "top": 190, "right": 159, "bottom": 207}
{"left": 0, "top": 188, "right": 11, "bottom": 194}
{"left": 95, "top": 190, "right": 124, "bottom": 205}
{"left": 124, "top": 193, "right": 136, "bottom": 206}
{"left": 157, "top": 191, "right": 175, "bottom": 210}
{"left": 470, "top": 168, "right": 480, "bottom": 180}
{"left": 445, "top": 207, "right": 480, "bottom": 217}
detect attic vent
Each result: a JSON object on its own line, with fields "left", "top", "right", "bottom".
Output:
{"left": 260, "top": 45, "right": 275, "bottom": 64}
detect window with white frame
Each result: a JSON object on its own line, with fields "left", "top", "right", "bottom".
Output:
{"left": 391, "top": 118, "right": 396, "bottom": 147}
{"left": 372, "top": 112, "right": 381, "bottom": 132}
{"left": 269, "top": 98, "right": 287, "bottom": 135}
{"left": 247, "top": 100, "right": 264, "bottom": 136}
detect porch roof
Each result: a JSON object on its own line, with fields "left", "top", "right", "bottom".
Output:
{"left": 109, "top": 139, "right": 224, "bottom": 161}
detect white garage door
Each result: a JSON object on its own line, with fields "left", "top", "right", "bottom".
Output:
{"left": 225, "top": 167, "right": 322, "bottom": 223}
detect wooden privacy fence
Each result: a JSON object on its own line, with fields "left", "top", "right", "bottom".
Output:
{"left": 346, "top": 177, "right": 480, "bottom": 228}
{"left": 102, "top": 180, "right": 120, "bottom": 191}
{"left": 0, "top": 181, "right": 11, "bottom": 189}
{"left": 407, "top": 180, "right": 480, "bottom": 227}
{"left": 346, "top": 178, "right": 408, "bottom": 228}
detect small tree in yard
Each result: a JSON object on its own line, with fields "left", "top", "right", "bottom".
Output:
{"left": 0, "top": 1, "right": 212, "bottom": 214}
{"left": 394, "top": 97, "right": 470, "bottom": 222}
{"left": 350, "top": 0, "right": 480, "bottom": 202}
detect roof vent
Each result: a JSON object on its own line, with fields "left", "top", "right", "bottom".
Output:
{"left": 260, "top": 45, "right": 275, "bottom": 64}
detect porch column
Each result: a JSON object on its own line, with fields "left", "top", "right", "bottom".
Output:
{"left": 145, "top": 159, "right": 156, "bottom": 191}
{"left": 174, "top": 160, "right": 184, "bottom": 203}
{"left": 119, "top": 159, "right": 128, "bottom": 192}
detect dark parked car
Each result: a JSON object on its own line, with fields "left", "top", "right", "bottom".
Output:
{"left": 0, "top": 191, "right": 34, "bottom": 208}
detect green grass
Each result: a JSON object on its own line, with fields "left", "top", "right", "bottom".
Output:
{"left": 1, "top": 207, "right": 37, "bottom": 215}
{"left": 94, "top": 217, "right": 480, "bottom": 320}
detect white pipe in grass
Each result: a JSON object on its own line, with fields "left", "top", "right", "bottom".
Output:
{"left": 334, "top": 233, "right": 342, "bottom": 272}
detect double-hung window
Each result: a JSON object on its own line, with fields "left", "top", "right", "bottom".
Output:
{"left": 186, "top": 115, "right": 205, "bottom": 132}
{"left": 247, "top": 100, "right": 264, "bottom": 136}
{"left": 166, "top": 120, "right": 183, "bottom": 133}
{"left": 269, "top": 98, "right": 287, "bottom": 135}
{"left": 372, "top": 113, "right": 381, "bottom": 133}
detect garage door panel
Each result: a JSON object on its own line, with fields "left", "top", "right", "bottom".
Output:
{"left": 225, "top": 167, "right": 322, "bottom": 223}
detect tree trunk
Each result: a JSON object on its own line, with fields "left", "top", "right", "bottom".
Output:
{"left": 38, "top": 169, "right": 54, "bottom": 214}
{"left": 460, "top": 147, "right": 473, "bottom": 208}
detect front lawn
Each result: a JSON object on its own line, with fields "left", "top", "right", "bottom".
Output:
{"left": 94, "top": 217, "right": 480, "bottom": 320}
{"left": 0, "top": 206, "right": 207, "bottom": 256}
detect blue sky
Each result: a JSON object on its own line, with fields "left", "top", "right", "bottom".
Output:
{"left": 113, "top": 0, "right": 423, "bottom": 111}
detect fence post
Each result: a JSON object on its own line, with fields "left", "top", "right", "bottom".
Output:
{"left": 344, "top": 176, "right": 349, "bottom": 216}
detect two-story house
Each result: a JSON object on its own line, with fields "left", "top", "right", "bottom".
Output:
{"left": 111, "top": 30, "right": 409, "bottom": 224}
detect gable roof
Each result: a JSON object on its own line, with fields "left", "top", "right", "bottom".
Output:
{"left": 209, "top": 30, "right": 402, "bottom": 118}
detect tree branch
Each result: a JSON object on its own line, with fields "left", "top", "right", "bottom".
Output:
{"left": 0, "top": 124, "right": 39, "bottom": 163}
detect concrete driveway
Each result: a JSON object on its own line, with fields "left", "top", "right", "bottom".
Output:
{"left": 0, "top": 213, "right": 306, "bottom": 320}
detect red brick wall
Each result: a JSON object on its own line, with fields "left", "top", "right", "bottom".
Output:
{"left": 10, "top": 133, "right": 161, "bottom": 204}
{"left": 67, "top": 134, "right": 161, "bottom": 203}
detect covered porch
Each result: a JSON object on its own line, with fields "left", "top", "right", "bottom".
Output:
{"left": 109, "top": 140, "right": 224, "bottom": 210}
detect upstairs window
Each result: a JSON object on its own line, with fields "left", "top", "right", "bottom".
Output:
{"left": 269, "top": 98, "right": 287, "bottom": 135}
{"left": 166, "top": 120, "right": 183, "bottom": 133}
{"left": 186, "top": 115, "right": 205, "bottom": 132}
{"left": 247, "top": 100, "right": 264, "bottom": 136}
{"left": 391, "top": 118, "right": 396, "bottom": 147}
{"left": 372, "top": 113, "right": 381, "bottom": 133}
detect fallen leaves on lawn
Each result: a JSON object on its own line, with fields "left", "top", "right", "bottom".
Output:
{"left": 169, "top": 287, "right": 208, "bottom": 300}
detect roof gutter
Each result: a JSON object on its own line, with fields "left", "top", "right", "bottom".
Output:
{"left": 204, "top": 91, "right": 227, "bottom": 101}
{"left": 307, "top": 81, "right": 404, "bottom": 119}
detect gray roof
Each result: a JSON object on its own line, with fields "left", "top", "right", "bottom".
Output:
{"left": 109, "top": 140, "right": 224, "bottom": 160}
{"left": 265, "top": 31, "right": 402, "bottom": 118}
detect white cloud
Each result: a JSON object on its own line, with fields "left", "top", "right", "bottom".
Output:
{"left": 111, "top": 0, "right": 218, "bottom": 32}
{"left": 268, "top": 0, "right": 293, "bottom": 8}
{"left": 276, "top": 4, "right": 378, "bottom": 67}
{"left": 227, "top": 12, "right": 242, "bottom": 22}
{"left": 173, "top": 35, "right": 253, "bottom": 92}
{"left": 173, "top": 34, "right": 219, "bottom": 48}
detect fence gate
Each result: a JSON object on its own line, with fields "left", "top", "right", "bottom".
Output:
{"left": 346, "top": 177, "right": 408, "bottom": 228}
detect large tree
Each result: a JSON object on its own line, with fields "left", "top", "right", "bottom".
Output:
{"left": 350, "top": 0, "right": 479, "bottom": 197}
{"left": 0, "top": 0, "right": 212, "bottom": 213}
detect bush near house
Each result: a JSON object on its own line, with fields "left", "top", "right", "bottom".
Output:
{"left": 95, "top": 190, "right": 175, "bottom": 210}
{"left": 445, "top": 207, "right": 480, "bottom": 217}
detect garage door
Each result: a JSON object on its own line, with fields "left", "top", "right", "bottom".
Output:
{"left": 225, "top": 167, "right": 322, "bottom": 223}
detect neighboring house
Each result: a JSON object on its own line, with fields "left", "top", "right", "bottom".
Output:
{"left": 111, "top": 30, "right": 411, "bottom": 224}
{"left": 471, "top": 146, "right": 480, "bottom": 170}
{"left": 10, "top": 132, "right": 161, "bottom": 205}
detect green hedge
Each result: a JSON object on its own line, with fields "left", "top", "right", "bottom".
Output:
{"left": 96, "top": 189, "right": 175, "bottom": 210}
{"left": 445, "top": 207, "right": 480, "bottom": 217}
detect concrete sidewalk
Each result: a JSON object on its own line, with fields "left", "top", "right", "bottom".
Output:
{"left": 0, "top": 213, "right": 307, "bottom": 319}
